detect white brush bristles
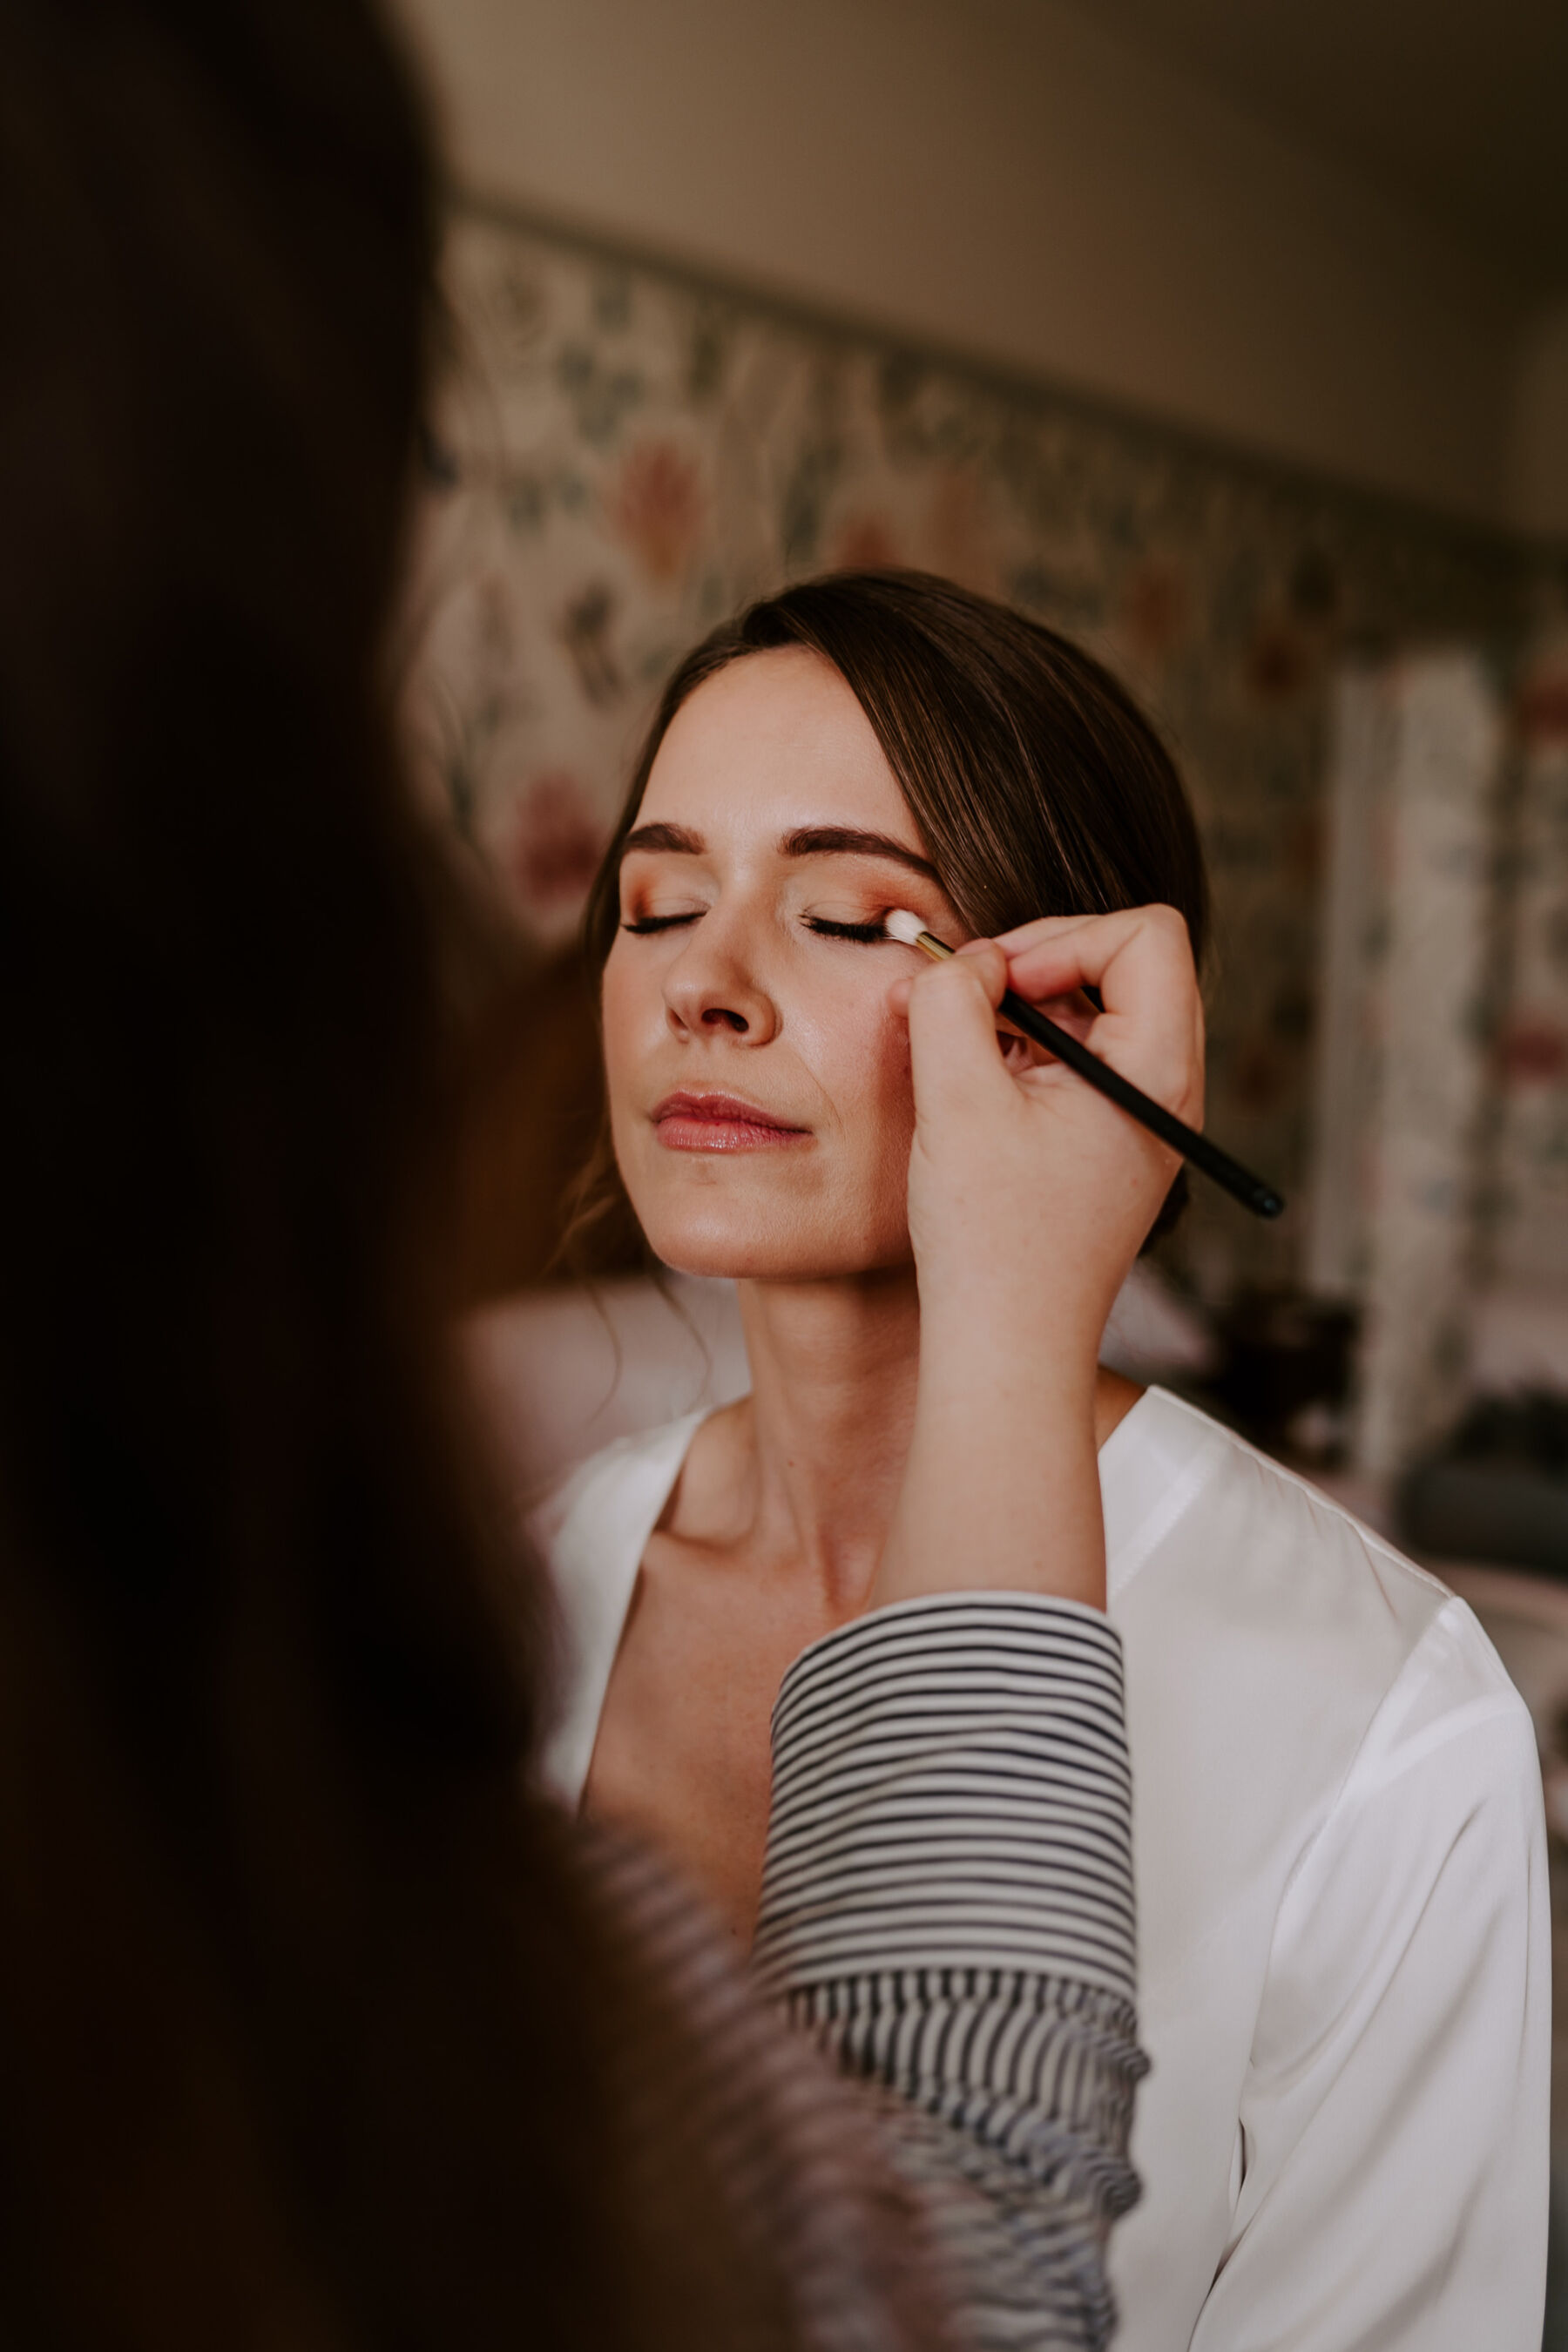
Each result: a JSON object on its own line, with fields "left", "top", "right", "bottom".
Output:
{"left": 882, "top": 908, "right": 928, "bottom": 946}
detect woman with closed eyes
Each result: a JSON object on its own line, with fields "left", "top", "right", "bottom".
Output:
{"left": 537, "top": 569, "right": 1550, "bottom": 2352}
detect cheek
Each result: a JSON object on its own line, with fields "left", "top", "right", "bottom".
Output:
{"left": 862, "top": 1009, "right": 917, "bottom": 1224}
{"left": 598, "top": 951, "right": 666, "bottom": 1206}
{"left": 801, "top": 990, "right": 917, "bottom": 1221}
{"left": 859, "top": 1001, "right": 916, "bottom": 1154}
{"left": 599, "top": 949, "right": 651, "bottom": 1112}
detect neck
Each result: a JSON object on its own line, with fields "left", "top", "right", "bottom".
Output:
{"left": 733, "top": 1266, "right": 922, "bottom": 1612}
{"left": 727, "top": 1271, "right": 1144, "bottom": 1615}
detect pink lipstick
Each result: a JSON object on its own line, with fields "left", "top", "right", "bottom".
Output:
{"left": 652, "top": 1091, "right": 809, "bottom": 1152}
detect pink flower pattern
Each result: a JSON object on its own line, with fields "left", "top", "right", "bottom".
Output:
{"left": 609, "top": 440, "right": 706, "bottom": 584}
{"left": 511, "top": 773, "right": 607, "bottom": 915}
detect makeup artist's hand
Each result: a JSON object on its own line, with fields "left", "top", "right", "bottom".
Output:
{"left": 876, "top": 905, "right": 1204, "bottom": 1612}
{"left": 905, "top": 904, "right": 1203, "bottom": 1363}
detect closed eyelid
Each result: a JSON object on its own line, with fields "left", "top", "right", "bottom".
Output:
{"left": 621, "top": 909, "right": 702, "bottom": 933}
{"left": 617, "top": 825, "right": 955, "bottom": 940}
{"left": 803, "top": 916, "right": 890, "bottom": 941}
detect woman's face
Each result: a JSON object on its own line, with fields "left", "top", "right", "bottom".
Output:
{"left": 601, "top": 646, "right": 964, "bottom": 1280}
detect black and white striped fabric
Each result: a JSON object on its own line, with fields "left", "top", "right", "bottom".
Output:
{"left": 754, "top": 1594, "right": 1145, "bottom": 2352}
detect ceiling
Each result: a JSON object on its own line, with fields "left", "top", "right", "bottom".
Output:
{"left": 1081, "top": 0, "right": 1568, "bottom": 300}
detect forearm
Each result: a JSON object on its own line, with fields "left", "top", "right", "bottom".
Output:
{"left": 884, "top": 910, "right": 1200, "bottom": 1618}
{"left": 875, "top": 1293, "right": 1104, "bottom": 1612}
{"left": 755, "top": 1594, "right": 1144, "bottom": 2351}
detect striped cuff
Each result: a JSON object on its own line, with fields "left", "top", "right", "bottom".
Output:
{"left": 754, "top": 1594, "right": 1134, "bottom": 2007}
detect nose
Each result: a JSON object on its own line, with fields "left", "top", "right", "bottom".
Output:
{"left": 662, "top": 914, "right": 780, "bottom": 1045}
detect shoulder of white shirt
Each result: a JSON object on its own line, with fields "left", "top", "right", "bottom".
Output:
{"left": 534, "top": 1386, "right": 1532, "bottom": 1776}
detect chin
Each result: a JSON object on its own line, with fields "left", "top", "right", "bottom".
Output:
{"left": 638, "top": 1206, "right": 821, "bottom": 1281}
{"left": 632, "top": 1193, "right": 912, "bottom": 1284}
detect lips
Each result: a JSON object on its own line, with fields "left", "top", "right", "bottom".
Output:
{"left": 651, "top": 1090, "right": 809, "bottom": 1152}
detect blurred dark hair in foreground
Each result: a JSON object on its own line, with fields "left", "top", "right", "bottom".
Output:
{"left": 0, "top": 5, "right": 835, "bottom": 2344}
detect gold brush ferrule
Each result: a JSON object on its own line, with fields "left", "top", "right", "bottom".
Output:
{"left": 911, "top": 929, "right": 954, "bottom": 963}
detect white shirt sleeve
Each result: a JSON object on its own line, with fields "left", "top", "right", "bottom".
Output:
{"left": 1190, "top": 1598, "right": 1551, "bottom": 2352}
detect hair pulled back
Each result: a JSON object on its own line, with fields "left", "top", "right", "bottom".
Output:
{"left": 581, "top": 569, "right": 1208, "bottom": 1247}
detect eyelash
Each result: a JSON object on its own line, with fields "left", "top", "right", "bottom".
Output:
{"left": 804, "top": 917, "right": 887, "bottom": 943}
{"left": 619, "top": 914, "right": 890, "bottom": 943}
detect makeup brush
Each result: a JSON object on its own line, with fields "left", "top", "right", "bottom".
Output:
{"left": 883, "top": 909, "right": 1284, "bottom": 1220}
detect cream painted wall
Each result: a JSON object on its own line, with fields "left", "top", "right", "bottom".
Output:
{"left": 391, "top": 0, "right": 1532, "bottom": 530}
{"left": 1510, "top": 302, "right": 1568, "bottom": 544}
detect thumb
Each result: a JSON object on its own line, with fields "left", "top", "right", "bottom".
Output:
{"left": 905, "top": 943, "right": 1015, "bottom": 1129}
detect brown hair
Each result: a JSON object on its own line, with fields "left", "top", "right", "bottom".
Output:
{"left": 574, "top": 569, "right": 1208, "bottom": 1255}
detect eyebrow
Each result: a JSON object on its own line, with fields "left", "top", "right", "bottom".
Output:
{"left": 620, "top": 820, "right": 940, "bottom": 884}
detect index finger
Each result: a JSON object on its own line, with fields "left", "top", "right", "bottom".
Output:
{"left": 995, "top": 905, "right": 1205, "bottom": 1122}
{"left": 994, "top": 905, "right": 1195, "bottom": 1006}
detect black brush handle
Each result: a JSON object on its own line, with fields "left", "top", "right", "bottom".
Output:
{"left": 997, "top": 984, "right": 1284, "bottom": 1220}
